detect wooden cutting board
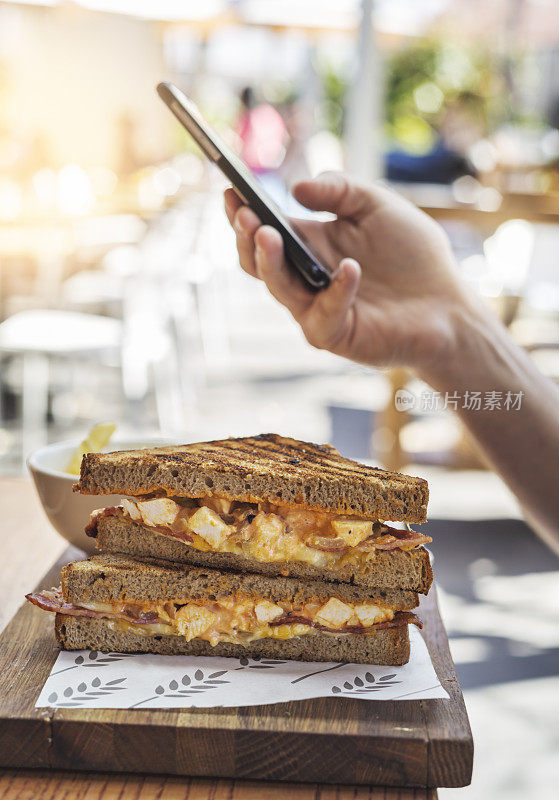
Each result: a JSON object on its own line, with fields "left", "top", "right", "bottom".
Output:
{"left": 0, "top": 546, "right": 472, "bottom": 788}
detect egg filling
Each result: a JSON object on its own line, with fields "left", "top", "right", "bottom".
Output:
{"left": 27, "top": 588, "right": 402, "bottom": 646}
{"left": 90, "top": 496, "right": 431, "bottom": 570}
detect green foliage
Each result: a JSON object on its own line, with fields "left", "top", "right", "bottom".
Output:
{"left": 316, "top": 61, "right": 349, "bottom": 138}
{"left": 317, "top": 38, "right": 506, "bottom": 152}
{"left": 385, "top": 39, "right": 503, "bottom": 151}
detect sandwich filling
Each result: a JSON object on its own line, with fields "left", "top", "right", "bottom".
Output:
{"left": 27, "top": 589, "right": 420, "bottom": 646}
{"left": 87, "top": 496, "right": 431, "bottom": 570}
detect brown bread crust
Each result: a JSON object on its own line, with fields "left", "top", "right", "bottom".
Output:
{"left": 61, "top": 554, "right": 419, "bottom": 610}
{"left": 55, "top": 614, "right": 411, "bottom": 665}
{"left": 75, "top": 434, "right": 428, "bottom": 522}
{"left": 95, "top": 514, "right": 433, "bottom": 595}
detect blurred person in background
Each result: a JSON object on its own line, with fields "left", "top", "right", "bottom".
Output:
{"left": 386, "top": 93, "right": 480, "bottom": 184}
{"left": 235, "top": 85, "right": 289, "bottom": 205}
{"left": 224, "top": 172, "right": 559, "bottom": 554}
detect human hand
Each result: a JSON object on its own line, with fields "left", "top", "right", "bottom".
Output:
{"left": 224, "top": 172, "right": 473, "bottom": 376}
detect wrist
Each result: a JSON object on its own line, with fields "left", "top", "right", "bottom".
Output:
{"left": 415, "top": 295, "right": 504, "bottom": 392}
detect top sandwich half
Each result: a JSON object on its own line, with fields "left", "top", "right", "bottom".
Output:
{"left": 75, "top": 433, "right": 428, "bottom": 522}
{"left": 76, "top": 434, "right": 433, "bottom": 594}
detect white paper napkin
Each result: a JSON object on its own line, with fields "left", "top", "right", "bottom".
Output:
{"left": 35, "top": 626, "right": 448, "bottom": 709}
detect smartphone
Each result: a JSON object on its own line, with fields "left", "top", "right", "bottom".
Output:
{"left": 157, "top": 81, "right": 333, "bottom": 291}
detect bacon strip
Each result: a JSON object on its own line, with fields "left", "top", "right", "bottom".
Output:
{"left": 26, "top": 591, "right": 160, "bottom": 625}
{"left": 85, "top": 506, "right": 119, "bottom": 538}
{"left": 271, "top": 610, "right": 421, "bottom": 634}
{"left": 307, "top": 524, "right": 431, "bottom": 554}
{"left": 151, "top": 525, "right": 193, "bottom": 543}
{"left": 26, "top": 592, "right": 422, "bottom": 635}
{"left": 359, "top": 529, "right": 432, "bottom": 551}
{"left": 374, "top": 535, "right": 431, "bottom": 551}
{"left": 273, "top": 614, "right": 314, "bottom": 627}
{"left": 26, "top": 590, "right": 101, "bottom": 618}
{"left": 314, "top": 623, "right": 369, "bottom": 634}
{"left": 375, "top": 611, "right": 422, "bottom": 630}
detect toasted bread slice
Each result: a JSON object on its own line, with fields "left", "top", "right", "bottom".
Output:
{"left": 62, "top": 554, "right": 419, "bottom": 610}
{"left": 75, "top": 434, "right": 428, "bottom": 522}
{"left": 55, "top": 613, "right": 410, "bottom": 665}
{"left": 94, "top": 513, "right": 433, "bottom": 594}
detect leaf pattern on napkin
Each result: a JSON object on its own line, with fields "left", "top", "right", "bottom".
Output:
{"left": 236, "top": 656, "right": 287, "bottom": 670}
{"left": 46, "top": 676, "right": 127, "bottom": 707}
{"left": 51, "top": 651, "right": 135, "bottom": 677}
{"left": 331, "top": 672, "right": 401, "bottom": 695}
{"left": 130, "top": 669, "right": 230, "bottom": 708}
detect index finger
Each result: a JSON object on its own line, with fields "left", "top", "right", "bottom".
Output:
{"left": 223, "top": 187, "right": 244, "bottom": 225}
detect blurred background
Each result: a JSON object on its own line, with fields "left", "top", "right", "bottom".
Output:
{"left": 0, "top": 0, "right": 558, "bottom": 797}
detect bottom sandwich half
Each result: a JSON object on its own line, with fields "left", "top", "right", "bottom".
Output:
{"left": 27, "top": 554, "right": 422, "bottom": 666}
{"left": 54, "top": 614, "right": 411, "bottom": 666}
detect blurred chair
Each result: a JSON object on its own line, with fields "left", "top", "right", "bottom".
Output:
{"left": 60, "top": 268, "right": 126, "bottom": 319}
{"left": 114, "top": 197, "right": 209, "bottom": 432}
{"left": 119, "top": 274, "right": 192, "bottom": 434}
{"left": 174, "top": 185, "right": 233, "bottom": 378}
{"left": 0, "top": 310, "right": 121, "bottom": 463}
{"left": 61, "top": 201, "right": 206, "bottom": 434}
{"left": 376, "top": 368, "right": 410, "bottom": 472}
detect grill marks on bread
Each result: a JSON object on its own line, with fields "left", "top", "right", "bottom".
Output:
{"left": 75, "top": 433, "right": 429, "bottom": 522}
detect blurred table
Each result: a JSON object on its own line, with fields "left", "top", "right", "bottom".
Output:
{"left": 396, "top": 183, "right": 559, "bottom": 236}
{"left": 0, "top": 477, "right": 437, "bottom": 799}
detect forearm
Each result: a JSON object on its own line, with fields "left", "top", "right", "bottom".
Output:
{"left": 419, "top": 300, "right": 559, "bottom": 553}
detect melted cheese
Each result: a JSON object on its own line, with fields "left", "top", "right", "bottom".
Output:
{"left": 119, "top": 497, "right": 394, "bottom": 570}
{"left": 79, "top": 593, "right": 394, "bottom": 646}
{"left": 106, "top": 618, "right": 314, "bottom": 643}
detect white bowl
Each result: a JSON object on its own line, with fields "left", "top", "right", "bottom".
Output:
{"left": 28, "top": 437, "right": 180, "bottom": 554}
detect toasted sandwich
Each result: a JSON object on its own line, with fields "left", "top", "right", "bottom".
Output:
{"left": 27, "top": 554, "right": 421, "bottom": 665}
{"left": 77, "top": 434, "right": 433, "bottom": 594}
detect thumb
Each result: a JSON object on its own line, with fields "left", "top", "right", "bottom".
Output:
{"left": 293, "top": 172, "right": 375, "bottom": 222}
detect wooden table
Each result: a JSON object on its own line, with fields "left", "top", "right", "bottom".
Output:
{"left": 0, "top": 478, "right": 451, "bottom": 799}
